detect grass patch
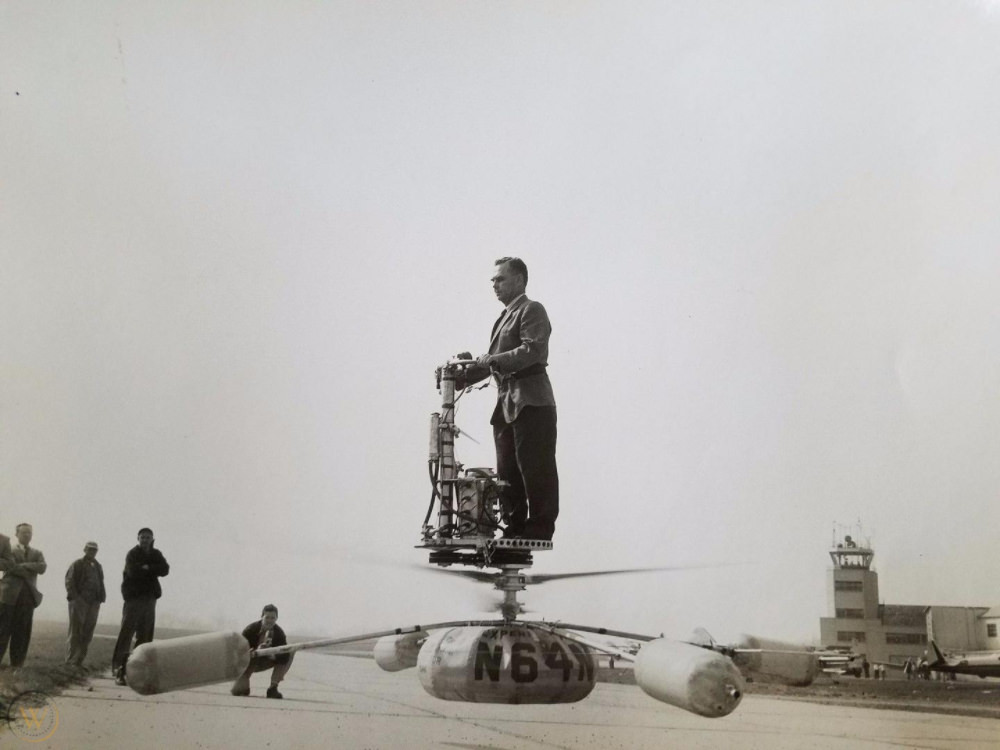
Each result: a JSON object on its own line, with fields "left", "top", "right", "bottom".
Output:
{"left": 0, "top": 621, "right": 115, "bottom": 711}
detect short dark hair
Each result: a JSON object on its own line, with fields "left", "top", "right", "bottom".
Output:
{"left": 15, "top": 523, "right": 31, "bottom": 533}
{"left": 261, "top": 604, "right": 278, "bottom": 617}
{"left": 138, "top": 527, "right": 153, "bottom": 537}
{"left": 495, "top": 256, "right": 528, "bottom": 286}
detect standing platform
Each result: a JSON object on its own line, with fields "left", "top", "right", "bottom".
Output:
{"left": 418, "top": 535, "right": 552, "bottom": 569}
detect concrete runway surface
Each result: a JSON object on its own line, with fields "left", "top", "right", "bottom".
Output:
{"left": 16, "top": 653, "right": 1000, "bottom": 749}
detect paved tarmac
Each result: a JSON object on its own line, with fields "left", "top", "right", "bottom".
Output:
{"left": 13, "top": 653, "right": 1000, "bottom": 749}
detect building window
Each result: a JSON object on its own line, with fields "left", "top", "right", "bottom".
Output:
{"left": 885, "top": 633, "right": 927, "bottom": 645}
{"left": 835, "top": 580, "right": 863, "bottom": 592}
{"left": 837, "top": 631, "right": 866, "bottom": 643}
{"left": 836, "top": 608, "right": 865, "bottom": 619}
{"left": 988, "top": 624, "right": 997, "bottom": 638}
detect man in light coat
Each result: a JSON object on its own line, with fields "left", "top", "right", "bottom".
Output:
{"left": 0, "top": 523, "right": 47, "bottom": 669}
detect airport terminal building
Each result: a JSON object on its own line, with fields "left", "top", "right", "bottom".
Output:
{"left": 818, "top": 534, "right": 996, "bottom": 664}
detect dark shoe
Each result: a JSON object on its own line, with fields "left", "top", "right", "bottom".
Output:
{"left": 231, "top": 686, "right": 250, "bottom": 697}
{"left": 114, "top": 668, "right": 127, "bottom": 687}
{"left": 266, "top": 685, "right": 283, "bottom": 699}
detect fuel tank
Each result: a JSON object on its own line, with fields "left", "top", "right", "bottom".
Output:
{"left": 126, "top": 631, "right": 251, "bottom": 695}
{"left": 374, "top": 631, "right": 429, "bottom": 672}
{"left": 733, "top": 634, "right": 819, "bottom": 686}
{"left": 634, "top": 639, "right": 744, "bottom": 718}
{"left": 417, "top": 626, "right": 595, "bottom": 704}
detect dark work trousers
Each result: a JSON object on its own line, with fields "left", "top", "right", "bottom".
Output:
{"left": 231, "top": 653, "right": 295, "bottom": 693}
{"left": 493, "top": 404, "right": 559, "bottom": 538}
{"left": 112, "top": 595, "right": 157, "bottom": 672}
{"left": 0, "top": 586, "right": 36, "bottom": 667}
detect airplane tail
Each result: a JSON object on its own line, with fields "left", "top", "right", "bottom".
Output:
{"left": 929, "top": 640, "right": 946, "bottom": 665}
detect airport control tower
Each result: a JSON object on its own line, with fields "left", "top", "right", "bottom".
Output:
{"left": 827, "top": 535, "right": 880, "bottom": 622}
{"left": 818, "top": 531, "right": 928, "bottom": 664}
{"left": 819, "top": 532, "right": 880, "bottom": 657}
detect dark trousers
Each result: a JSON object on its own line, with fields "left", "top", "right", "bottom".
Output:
{"left": 231, "top": 653, "right": 294, "bottom": 693}
{"left": 112, "top": 595, "right": 157, "bottom": 671}
{"left": 67, "top": 598, "right": 102, "bottom": 665}
{"left": 0, "top": 586, "right": 36, "bottom": 668}
{"left": 493, "top": 404, "right": 559, "bottom": 538}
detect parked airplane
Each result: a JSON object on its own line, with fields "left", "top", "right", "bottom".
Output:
{"left": 928, "top": 641, "right": 1000, "bottom": 678}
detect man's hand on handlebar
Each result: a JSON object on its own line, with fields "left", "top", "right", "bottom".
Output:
{"left": 448, "top": 351, "right": 494, "bottom": 367}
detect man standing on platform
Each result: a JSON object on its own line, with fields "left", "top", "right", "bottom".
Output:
{"left": 65, "top": 541, "right": 106, "bottom": 666}
{"left": 456, "top": 257, "right": 559, "bottom": 541}
{"left": 112, "top": 528, "right": 169, "bottom": 685}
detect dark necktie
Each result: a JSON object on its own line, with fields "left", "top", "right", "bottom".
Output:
{"left": 491, "top": 308, "right": 507, "bottom": 337}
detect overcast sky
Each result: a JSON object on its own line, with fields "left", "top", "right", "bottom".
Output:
{"left": 3, "top": 1, "right": 1000, "bottom": 646}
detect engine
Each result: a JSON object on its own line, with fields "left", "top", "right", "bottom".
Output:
{"left": 454, "top": 468, "right": 502, "bottom": 538}
{"left": 417, "top": 626, "right": 595, "bottom": 704}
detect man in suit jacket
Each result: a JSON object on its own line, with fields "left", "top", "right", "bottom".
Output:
{"left": 230, "top": 604, "right": 294, "bottom": 699}
{"left": 0, "top": 532, "right": 13, "bottom": 575}
{"left": 0, "top": 523, "right": 47, "bottom": 668}
{"left": 458, "top": 257, "right": 559, "bottom": 540}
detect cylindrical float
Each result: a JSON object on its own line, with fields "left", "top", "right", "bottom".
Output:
{"left": 126, "top": 631, "right": 251, "bottom": 695}
{"left": 734, "top": 634, "right": 819, "bottom": 686}
{"left": 374, "top": 631, "right": 429, "bottom": 672}
{"left": 417, "top": 626, "right": 595, "bottom": 704}
{"left": 634, "top": 639, "right": 744, "bottom": 718}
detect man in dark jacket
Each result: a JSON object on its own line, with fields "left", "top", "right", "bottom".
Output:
{"left": 65, "top": 541, "right": 106, "bottom": 666}
{"left": 231, "top": 604, "right": 294, "bottom": 699}
{"left": 112, "top": 528, "right": 169, "bottom": 685}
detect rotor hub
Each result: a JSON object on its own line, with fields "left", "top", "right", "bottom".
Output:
{"left": 493, "top": 567, "right": 528, "bottom": 593}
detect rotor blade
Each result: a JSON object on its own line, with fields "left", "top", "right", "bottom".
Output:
{"left": 525, "top": 622, "right": 656, "bottom": 642}
{"left": 525, "top": 622, "right": 638, "bottom": 662}
{"left": 525, "top": 563, "right": 734, "bottom": 585}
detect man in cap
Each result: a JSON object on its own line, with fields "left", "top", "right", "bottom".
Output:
{"left": 231, "top": 604, "right": 294, "bottom": 699}
{"left": 0, "top": 523, "right": 47, "bottom": 669}
{"left": 112, "top": 527, "right": 169, "bottom": 685}
{"left": 65, "top": 541, "right": 106, "bottom": 666}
